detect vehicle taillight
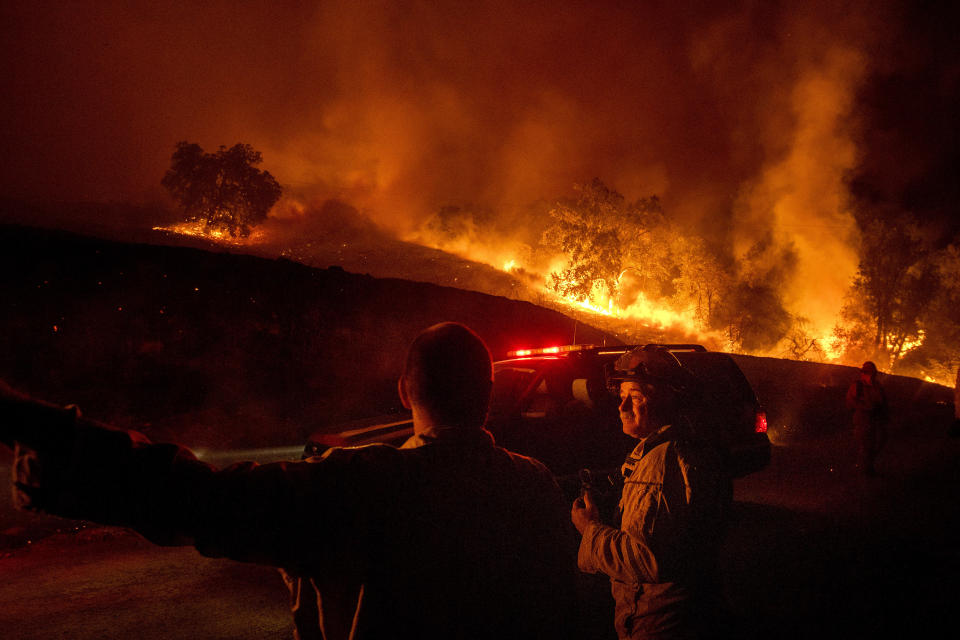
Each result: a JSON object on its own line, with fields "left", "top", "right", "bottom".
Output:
{"left": 755, "top": 411, "right": 768, "bottom": 434}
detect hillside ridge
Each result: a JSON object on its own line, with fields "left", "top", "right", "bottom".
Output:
{"left": 1, "top": 223, "right": 617, "bottom": 447}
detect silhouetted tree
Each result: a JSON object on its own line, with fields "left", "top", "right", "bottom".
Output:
{"left": 716, "top": 281, "right": 793, "bottom": 352}
{"left": 896, "top": 241, "right": 960, "bottom": 379}
{"left": 162, "top": 141, "right": 282, "bottom": 237}
{"left": 667, "top": 234, "right": 730, "bottom": 327}
{"left": 709, "top": 232, "right": 795, "bottom": 352}
{"left": 835, "top": 215, "right": 935, "bottom": 366}
{"left": 542, "top": 178, "right": 663, "bottom": 303}
{"left": 780, "top": 319, "right": 827, "bottom": 361}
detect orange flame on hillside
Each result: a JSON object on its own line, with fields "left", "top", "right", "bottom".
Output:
{"left": 152, "top": 222, "right": 266, "bottom": 245}
{"left": 152, "top": 213, "right": 950, "bottom": 386}
{"left": 410, "top": 226, "right": 727, "bottom": 347}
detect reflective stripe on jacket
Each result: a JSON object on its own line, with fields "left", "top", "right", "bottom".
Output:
{"left": 578, "top": 423, "right": 729, "bottom": 640}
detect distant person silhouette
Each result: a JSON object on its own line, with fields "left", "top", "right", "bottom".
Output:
{"left": 845, "top": 361, "right": 889, "bottom": 476}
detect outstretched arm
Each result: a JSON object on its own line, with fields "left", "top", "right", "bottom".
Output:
{"left": 1, "top": 380, "right": 394, "bottom": 570}
{"left": 0, "top": 380, "right": 78, "bottom": 450}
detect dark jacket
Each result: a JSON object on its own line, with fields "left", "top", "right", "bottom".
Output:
{"left": 14, "top": 414, "right": 576, "bottom": 640}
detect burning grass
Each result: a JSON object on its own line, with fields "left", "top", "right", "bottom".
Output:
{"left": 148, "top": 200, "right": 956, "bottom": 388}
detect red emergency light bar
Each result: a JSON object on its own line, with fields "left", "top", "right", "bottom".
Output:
{"left": 506, "top": 344, "right": 596, "bottom": 358}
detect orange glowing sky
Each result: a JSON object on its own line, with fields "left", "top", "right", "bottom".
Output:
{"left": 2, "top": 1, "right": 959, "bottom": 340}
{"left": 0, "top": 2, "right": 881, "bottom": 212}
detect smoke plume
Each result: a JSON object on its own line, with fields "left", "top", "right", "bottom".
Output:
{"left": 3, "top": 1, "right": 955, "bottom": 345}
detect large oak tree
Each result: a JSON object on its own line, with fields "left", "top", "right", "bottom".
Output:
{"left": 162, "top": 142, "right": 282, "bottom": 237}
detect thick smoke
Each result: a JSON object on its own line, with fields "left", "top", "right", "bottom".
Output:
{"left": 731, "top": 43, "right": 868, "bottom": 337}
{"left": 2, "top": 1, "right": 954, "bottom": 342}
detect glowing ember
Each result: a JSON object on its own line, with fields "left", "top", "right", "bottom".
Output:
{"left": 153, "top": 222, "right": 266, "bottom": 245}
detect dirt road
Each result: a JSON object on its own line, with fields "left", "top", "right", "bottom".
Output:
{"left": 1, "top": 399, "right": 958, "bottom": 639}
{"left": 0, "top": 528, "right": 290, "bottom": 640}
{"left": 726, "top": 416, "right": 960, "bottom": 638}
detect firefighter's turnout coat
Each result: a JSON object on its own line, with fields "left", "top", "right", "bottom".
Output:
{"left": 578, "top": 423, "right": 730, "bottom": 640}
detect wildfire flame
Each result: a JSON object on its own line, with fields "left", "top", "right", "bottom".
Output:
{"left": 820, "top": 335, "right": 843, "bottom": 362}
{"left": 417, "top": 230, "right": 725, "bottom": 345}
{"left": 152, "top": 222, "right": 266, "bottom": 245}
{"left": 153, "top": 215, "right": 950, "bottom": 385}
{"left": 890, "top": 330, "right": 925, "bottom": 356}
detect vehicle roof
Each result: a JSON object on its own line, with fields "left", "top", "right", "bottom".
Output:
{"left": 497, "top": 343, "right": 708, "bottom": 362}
{"left": 496, "top": 345, "right": 710, "bottom": 371}
{"left": 495, "top": 344, "right": 758, "bottom": 402}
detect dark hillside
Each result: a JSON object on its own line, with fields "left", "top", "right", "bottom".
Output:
{"left": 1, "top": 224, "right": 618, "bottom": 448}
{"left": 4, "top": 224, "right": 953, "bottom": 453}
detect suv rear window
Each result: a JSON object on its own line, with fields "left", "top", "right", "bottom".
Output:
{"left": 490, "top": 366, "right": 538, "bottom": 416}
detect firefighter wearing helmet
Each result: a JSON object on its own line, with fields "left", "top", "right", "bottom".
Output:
{"left": 845, "top": 360, "right": 889, "bottom": 475}
{"left": 571, "top": 345, "right": 732, "bottom": 640}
